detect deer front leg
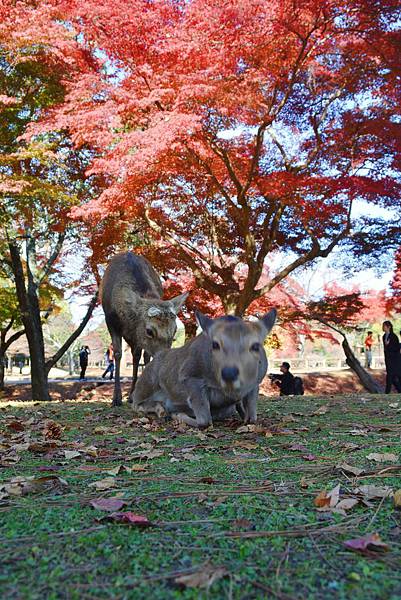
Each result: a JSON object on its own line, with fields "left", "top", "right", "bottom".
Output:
{"left": 242, "top": 387, "right": 258, "bottom": 424}
{"left": 184, "top": 380, "right": 212, "bottom": 429}
{"left": 111, "top": 333, "right": 123, "bottom": 407}
{"left": 128, "top": 347, "right": 142, "bottom": 403}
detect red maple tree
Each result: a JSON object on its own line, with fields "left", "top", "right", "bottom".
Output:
{"left": 8, "top": 0, "right": 401, "bottom": 318}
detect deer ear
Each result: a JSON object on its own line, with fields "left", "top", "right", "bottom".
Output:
{"left": 168, "top": 292, "right": 189, "bottom": 315}
{"left": 195, "top": 310, "right": 213, "bottom": 334}
{"left": 257, "top": 308, "right": 277, "bottom": 339}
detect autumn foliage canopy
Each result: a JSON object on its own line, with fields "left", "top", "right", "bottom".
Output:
{"left": 2, "top": 0, "right": 401, "bottom": 316}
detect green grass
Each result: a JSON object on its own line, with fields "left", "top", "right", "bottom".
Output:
{"left": 1, "top": 393, "right": 401, "bottom": 599}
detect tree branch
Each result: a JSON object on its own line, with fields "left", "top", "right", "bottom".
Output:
{"left": 3, "top": 328, "right": 25, "bottom": 352}
{"left": 143, "top": 209, "right": 235, "bottom": 296}
{"left": 39, "top": 231, "right": 66, "bottom": 284}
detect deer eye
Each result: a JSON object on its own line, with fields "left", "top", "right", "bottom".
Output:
{"left": 250, "top": 342, "right": 260, "bottom": 352}
{"left": 146, "top": 328, "right": 155, "bottom": 338}
{"left": 212, "top": 340, "right": 220, "bottom": 350}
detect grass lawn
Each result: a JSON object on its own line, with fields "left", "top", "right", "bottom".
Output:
{"left": 1, "top": 392, "right": 401, "bottom": 599}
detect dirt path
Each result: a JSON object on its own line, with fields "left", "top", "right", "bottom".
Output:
{"left": 1, "top": 369, "right": 388, "bottom": 403}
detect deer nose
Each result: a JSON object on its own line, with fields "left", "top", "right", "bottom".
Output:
{"left": 221, "top": 366, "right": 239, "bottom": 382}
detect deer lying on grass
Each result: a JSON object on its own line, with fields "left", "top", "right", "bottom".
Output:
{"left": 101, "top": 252, "right": 187, "bottom": 406}
{"left": 131, "top": 309, "right": 277, "bottom": 428}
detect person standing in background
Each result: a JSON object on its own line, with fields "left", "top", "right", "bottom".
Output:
{"left": 364, "top": 331, "right": 374, "bottom": 369}
{"left": 382, "top": 321, "right": 401, "bottom": 393}
{"left": 79, "top": 345, "right": 91, "bottom": 381}
{"left": 102, "top": 344, "right": 115, "bottom": 380}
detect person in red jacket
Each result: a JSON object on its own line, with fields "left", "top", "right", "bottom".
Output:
{"left": 364, "top": 331, "right": 374, "bottom": 369}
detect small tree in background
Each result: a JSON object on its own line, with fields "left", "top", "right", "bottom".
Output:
{"left": 0, "top": 19, "right": 100, "bottom": 400}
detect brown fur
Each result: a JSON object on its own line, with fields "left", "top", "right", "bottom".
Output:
{"left": 101, "top": 252, "right": 187, "bottom": 406}
{"left": 132, "top": 309, "right": 277, "bottom": 427}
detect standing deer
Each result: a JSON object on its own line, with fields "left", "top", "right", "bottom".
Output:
{"left": 101, "top": 252, "right": 187, "bottom": 406}
{"left": 132, "top": 309, "right": 277, "bottom": 427}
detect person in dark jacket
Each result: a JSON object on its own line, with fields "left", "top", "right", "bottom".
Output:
{"left": 269, "top": 362, "right": 295, "bottom": 396}
{"left": 382, "top": 321, "right": 401, "bottom": 394}
{"left": 79, "top": 345, "right": 91, "bottom": 381}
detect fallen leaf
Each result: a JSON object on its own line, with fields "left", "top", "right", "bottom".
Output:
{"left": 198, "top": 477, "right": 216, "bottom": 484}
{"left": 335, "top": 498, "right": 359, "bottom": 511}
{"left": 90, "top": 497, "right": 127, "bottom": 512}
{"left": 106, "top": 465, "right": 123, "bottom": 476}
{"left": 175, "top": 564, "right": 228, "bottom": 589}
{"left": 28, "top": 442, "right": 57, "bottom": 454}
{"left": 289, "top": 443, "right": 308, "bottom": 452}
{"left": 100, "top": 512, "right": 152, "bottom": 526}
{"left": 89, "top": 477, "right": 116, "bottom": 491}
{"left": 36, "top": 465, "right": 63, "bottom": 472}
{"left": 312, "top": 405, "right": 329, "bottom": 416}
{"left": 344, "top": 533, "right": 389, "bottom": 554}
{"left": 64, "top": 450, "right": 81, "bottom": 460}
{"left": 349, "top": 429, "right": 368, "bottom": 437}
{"left": 232, "top": 518, "right": 253, "bottom": 530}
{"left": 233, "top": 441, "right": 258, "bottom": 450}
{"left": 43, "top": 420, "right": 63, "bottom": 439}
{"left": 129, "top": 464, "right": 147, "bottom": 472}
{"left": 366, "top": 453, "right": 398, "bottom": 463}
{"left": 353, "top": 485, "right": 393, "bottom": 500}
{"left": 7, "top": 420, "right": 25, "bottom": 432}
{"left": 302, "top": 454, "right": 317, "bottom": 461}
{"left": 393, "top": 490, "right": 401, "bottom": 509}
{"left": 235, "top": 424, "right": 255, "bottom": 434}
{"left": 135, "top": 449, "right": 164, "bottom": 460}
{"left": 314, "top": 484, "right": 340, "bottom": 509}
{"left": 1, "top": 475, "right": 68, "bottom": 497}
{"left": 183, "top": 452, "right": 201, "bottom": 461}
{"left": 336, "top": 463, "right": 364, "bottom": 477}
{"left": 77, "top": 465, "right": 103, "bottom": 472}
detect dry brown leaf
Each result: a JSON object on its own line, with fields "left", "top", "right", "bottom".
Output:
{"left": 1, "top": 475, "right": 68, "bottom": 497}
{"left": 64, "top": 450, "right": 81, "bottom": 460}
{"left": 7, "top": 420, "right": 25, "bottom": 432}
{"left": 175, "top": 565, "right": 228, "bottom": 589}
{"left": 129, "top": 464, "right": 147, "bottom": 472}
{"left": 235, "top": 424, "right": 255, "bottom": 434}
{"left": 314, "top": 484, "right": 340, "bottom": 509}
{"left": 43, "top": 420, "right": 63, "bottom": 440}
{"left": 366, "top": 453, "right": 398, "bottom": 463}
{"left": 106, "top": 465, "right": 123, "bottom": 476}
{"left": 353, "top": 485, "right": 393, "bottom": 500}
{"left": 344, "top": 532, "right": 389, "bottom": 554}
{"left": 233, "top": 441, "right": 258, "bottom": 450}
{"left": 135, "top": 448, "right": 164, "bottom": 460}
{"left": 183, "top": 452, "right": 201, "bottom": 461}
{"left": 393, "top": 489, "right": 401, "bottom": 509}
{"left": 312, "top": 405, "right": 329, "bottom": 416}
{"left": 89, "top": 477, "right": 116, "bottom": 491}
{"left": 336, "top": 463, "right": 364, "bottom": 477}
{"left": 335, "top": 498, "right": 359, "bottom": 511}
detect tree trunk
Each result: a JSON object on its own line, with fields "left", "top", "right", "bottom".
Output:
{"left": 8, "top": 240, "right": 50, "bottom": 401}
{"left": 313, "top": 316, "right": 383, "bottom": 394}
{"left": 341, "top": 335, "right": 383, "bottom": 394}
{"left": 0, "top": 358, "right": 5, "bottom": 391}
